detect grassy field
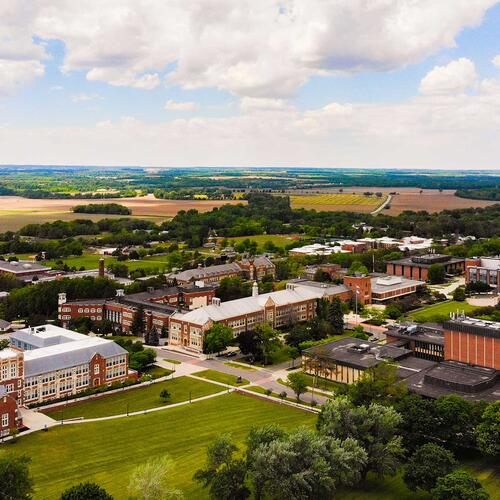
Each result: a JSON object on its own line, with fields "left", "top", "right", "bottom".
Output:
{"left": 224, "top": 361, "right": 257, "bottom": 371}
{"left": 44, "top": 376, "right": 222, "bottom": 420}
{"left": 3, "top": 394, "right": 314, "bottom": 498}
{"left": 194, "top": 369, "right": 249, "bottom": 386}
{"left": 228, "top": 233, "right": 305, "bottom": 248}
{"left": 290, "top": 194, "right": 387, "bottom": 213}
{"left": 409, "top": 301, "right": 480, "bottom": 323}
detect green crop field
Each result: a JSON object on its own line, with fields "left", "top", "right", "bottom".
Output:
{"left": 2, "top": 394, "right": 314, "bottom": 498}
{"left": 408, "top": 301, "right": 480, "bottom": 323}
{"left": 290, "top": 194, "right": 387, "bottom": 212}
{"left": 44, "top": 376, "right": 223, "bottom": 420}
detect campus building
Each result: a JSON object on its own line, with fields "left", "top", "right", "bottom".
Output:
{"left": 386, "top": 254, "right": 465, "bottom": 281}
{"left": 169, "top": 283, "right": 322, "bottom": 353}
{"left": 169, "top": 256, "right": 275, "bottom": 285}
{"left": 465, "top": 256, "right": 500, "bottom": 290}
{"left": 58, "top": 283, "right": 216, "bottom": 333}
{"left": 0, "top": 348, "right": 24, "bottom": 436}
{"left": 9, "top": 325, "right": 134, "bottom": 406}
{"left": 0, "top": 260, "right": 51, "bottom": 282}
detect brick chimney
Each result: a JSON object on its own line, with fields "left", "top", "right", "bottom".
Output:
{"left": 98, "top": 258, "right": 105, "bottom": 278}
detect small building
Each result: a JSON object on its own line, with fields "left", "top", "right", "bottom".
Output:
{"left": 287, "top": 279, "right": 351, "bottom": 302}
{"left": 288, "top": 243, "right": 345, "bottom": 256}
{"left": 386, "top": 254, "right": 465, "bottom": 281}
{"left": 169, "top": 262, "right": 242, "bottom": 285}
{"left": 0, "top": 260, "right": 51, "bottom": 282}
{"left": 465, "top": 256, "right": 500, "bottom": 290}
{"left": 302, "top": 263, "right": 343, "bottom": 281}
{"left": 0, "top": 319, "right": 11, "bottom": 333}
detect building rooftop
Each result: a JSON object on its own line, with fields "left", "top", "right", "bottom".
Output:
{"left": 370, "top": 275, "right": 426, "bottom": 294}
{"left": 0, "top": 347, "right": 22, "bottom": 360}
{"left": 288, "top": 279, "right": 351, "bottom": 297}
{"left": 0, "top": 260, "right": 51, "bottom": 274}
{"left": 304, "top": 337, "right": 412, "bottom": 370}
{"left": 11, "top": 324, "right": 88, "bottom": 348}
{"left": 387, "top": 254, "right": 464, "bottom": 267}
{"left": 386, "top": 322, "right": 445, "bottom": 345}
{"left": 170, "top": 262, "right": 242, "bottom": 282}
{"left": 444, "top": 316, "right": 500, "bottom": 339}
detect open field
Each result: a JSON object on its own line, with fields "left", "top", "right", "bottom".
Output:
{"left": 290, "top": 193, "right": 387, "bottom": 213}
{"left": 2, "top": 393, "right": 314, "bottom": 498}
{"left": 44, "top": 376, "right": 223, "bottom": 420}
{"left": 228, "top": 233, "right": 305, "bottom": 247}
{"left": 286, "top": 187, "right": 498, "bottom": 215}
{"left": 0, "top": 194, "right": 246, "bottom": 231}
{"left": 409, "top": 300, "right": 480, "bottom": 323}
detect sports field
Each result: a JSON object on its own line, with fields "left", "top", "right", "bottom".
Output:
{"left": 290, "top": 193, "right": 387, "bottom": 213}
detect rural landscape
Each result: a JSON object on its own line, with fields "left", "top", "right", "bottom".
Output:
{"left": 1, "top": 2, "right": 500, "bottom": 500}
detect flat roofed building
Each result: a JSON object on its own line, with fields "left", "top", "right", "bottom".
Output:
{"left": 0, "top": 260, "right": 51, "bottom": 281}
{"left": 386, "top": 323, "right": 445, "bottom": 361}
{"left": 443, "top": 316, "right": 500, "bottom": 370}
{"left": 465, "top": 256, "right": 500, "bottom": 290}
{"left": 302, "top": 337, "right": 433, "bottom": 385}
{"left": 370, "top": 274, "right": 426, "bottom": 303}
{"left": 169, "top": 262, "right": 242, "bottom": 285}
{"left": 386, "top": 254, "right": 465, "bottom": 281}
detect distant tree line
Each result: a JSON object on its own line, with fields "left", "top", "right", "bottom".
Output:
{"left": 73, "top": 203, "right": 132, "bottom": 215}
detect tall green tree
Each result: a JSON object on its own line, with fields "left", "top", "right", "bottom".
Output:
{"left": 317, "top": 397, "right": 404, "bottom": 479}
{"left": 328, "top": 297, "right": 344, "bottom": 334}
{"left": 148, "top": 327, "right": 159, "bottom": 346}
{"left": 194, "top": 435, "right": 249, "bottom": 500}
{"left": 204, "top": 324, "right": 233, "bottom": 355}
{"left": 287, "top": 372, "right": 309, "bottom": 402}
{"left": 476, "top": 401, "right": 500, "bottom": 457}
{"left": 432, "top": 471, "right": 489, "bottom": 500}
{"left": 130, "top": 306, "right": 145, "bottom": 337}
{"left": 428, "top": 264, "right": 446, "bottom": 284}
{"left": 61, "top": 482, "right": 113, "bottom": 500}
{"left": 403, "top": 444, "right": 457, "bottom": 492}
{"left": 0, "top": 454, "right": 33, "bottom": 500}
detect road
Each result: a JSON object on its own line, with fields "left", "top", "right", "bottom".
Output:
{"left": 155, "top": 348, "right": 329, "bottom": 405}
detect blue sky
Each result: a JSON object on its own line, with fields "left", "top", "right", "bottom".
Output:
{"left": 0, "top": 1, "right": 499, "bottom": 168}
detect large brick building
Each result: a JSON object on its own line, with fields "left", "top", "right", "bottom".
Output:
{"left": 169, "top": 283, "right": 322, "bottom": 353}
{"left": 386, "top": 254, "right": 465, "bottom": 282}
{"left": 465, "top": 256, "right": 500, "bottom": 290}
{"left": 0, "top": 348, "right": 24, "bottom": 436}
{"left": 58, "top": 283, "right": 216, "bottom": 333}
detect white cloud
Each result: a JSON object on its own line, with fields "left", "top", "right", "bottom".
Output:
{"left": 51, "top": 85, "right": 63, "bottom": 91}
{"left": 165, "top": 99, "right": 196, "bottom": 111}
{"left": 0, "top": 1, "right": 496, "bottom": 98}
{"left": 419, "top": 58, "right": 477, "bottom": 95}
{"left": 0, "top": 59, "right": 44, "bottom": 95}
{"left": 493, "top": 55, "right": 500, "bottom": 68}
{"left": 1, "top": 74, "right": 499, "bottom": 168}
{"left": 71, "top": 93, "right": 102, "bottom": 102}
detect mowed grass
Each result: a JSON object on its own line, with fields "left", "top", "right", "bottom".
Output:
{"left": 290, "top": 194, "right": 387, "bottom": 211}
{"left": 44, "top": 376, "right": 222, "bottom": 420}
{"left": 409, "top": 300, "right": 480, "bottom": 323}
{"left": 228, "top": 233, "right": 305, "bottom": 248}
{"left": 195, "top": 369, "right": 249, "bottom": 386}
{"left": 3, "top": 393, "right": 315, "bottom": 499}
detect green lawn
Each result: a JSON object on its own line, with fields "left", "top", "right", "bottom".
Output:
{"left": 141, "top": 365, "right": 174, "bottom": 379}
{"left": 4, "top": 394, "right": 314, "bottom": 499}
{"left": 229, "top": 233, "right": 306, "bottom": 249}
{"left": 408, "top": 300, "right": 480, "bottom": 323}
{"left": 195, "top": 369, "right": 249, "bottom": 386}
{"left": 224, "top": 361, "right": 257, "bottom": 371}
{"left": 44, "top": 376, "right": 222, "bottom": 420}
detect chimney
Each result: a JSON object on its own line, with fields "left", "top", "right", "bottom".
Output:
{"left": 98, "top": 258, "right": 105, "bottom": 278}
{"left": 252, "top": 281, "right": 259, "bottom": 297}
{"left": 211, "top": 297, "right": 221, "bottom": 306}
{"left": 116, "top": 289, "right": 124, "bottom": 297}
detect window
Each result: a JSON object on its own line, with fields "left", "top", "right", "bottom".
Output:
{"left": 94, "top": 364, "right": 100, "bottom": 375}
{"left": 10, "top": 364, "right": 17, "bottom": 378}
{"left": 1, "top": 414, "right": 8, "bottom": 428}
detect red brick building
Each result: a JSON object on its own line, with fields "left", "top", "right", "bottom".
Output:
{"left": 444, "top": 317, "right": 500, "bottom": 370}
{"left": 386, "top": 254, "right": 465, "bottom": 282}
{"left": 465, "top": 257, "right": 500, "bottom": 290}
{"left": 0, "top": 348, "right": 24, "bottom": 435}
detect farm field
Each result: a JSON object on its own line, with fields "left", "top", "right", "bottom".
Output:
{"left": 290, "top": 193, "right": 387, "bottom": 213}
{"left": 228, "top": 233, "right": 305, "bottom": 248}
{"left": 286, "top": 187, "right": 498, "bottom": 215}
{"left": 408, "top": 300, "right": 480, "bottom": 323}
{"left": 3, "top": 393, "right": 314, "bottom": 499}
{"left": 44, "top": 376, "right": 223, "bottom": 420}
{"left": 0, "top": 194, "right": 246, "bottom": 231}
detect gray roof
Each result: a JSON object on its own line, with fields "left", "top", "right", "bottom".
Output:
{"left": 172, "top": 262, "right": 241, "bottom": 282}
{"left": 0, "top": 319, "right": 11, "bottom": 330}
{"left": 24, "top": 339, "right": 127, "bottom": 377}
{"left": 0, "top": 260, "right": 50, "bottom": 274}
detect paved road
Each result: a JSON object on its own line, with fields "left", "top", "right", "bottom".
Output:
{"left": 155, "top": 348, "right": 329, "bottom": 405}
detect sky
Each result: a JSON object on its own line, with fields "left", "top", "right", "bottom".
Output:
{"left": 1, "top": 0, "right": 500, "bottom": 169}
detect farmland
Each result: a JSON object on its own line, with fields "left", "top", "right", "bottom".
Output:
{"left": 0, "top": 194, "right": 245, "bottom": 231}
{"left": 290, "top": 193, "right": 387, "bottom": 213}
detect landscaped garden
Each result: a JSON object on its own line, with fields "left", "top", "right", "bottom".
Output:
{"left": 44, "top": 376, "right": 223, "bottom": 420}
